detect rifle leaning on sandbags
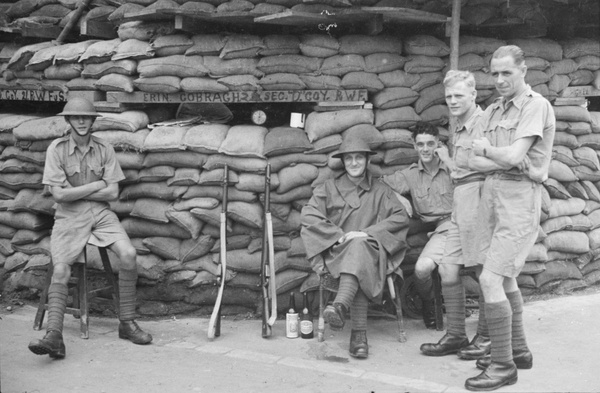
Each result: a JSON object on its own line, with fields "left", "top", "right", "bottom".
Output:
{"left": 260, "top": 163, "right": 277, "bottom": 338}
{"left": 208, "top": 165, "right": 228, "bottom": 340}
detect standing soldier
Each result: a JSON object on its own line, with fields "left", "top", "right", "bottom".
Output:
{"left": 300, "top": 137, "right": 409, "bottom": 359}
{"left": 28, "top": 97, "right": 152, "bottom": 360}
{"left": 383, "top": 121, "right": 454, "bottom": 330}
{"left": 467, "top": 45, "right": 555, "bottom": 391}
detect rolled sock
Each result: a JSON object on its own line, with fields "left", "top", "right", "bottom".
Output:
{"left": 47, "top": 283, "right": 68, "bottom": 333}
{"left": 485, "top": 300, "right": 513, "bottom": 364}
{"left": 476, "top": 287, "right": 489, "bottom": 337}
{"left": 119, "top": 268, "right": 138, "bottom": 321}
{"left": 334, "top": 273, "right": 358, "bottom": 310}
{"left": 350, "top": 289, "right": 368, "bottom": 331}
{"left": 507, "top": 290, "right": 528, "bottom": 352}
{"left": 442, "top": 282, "right": 466, "bottom": 338}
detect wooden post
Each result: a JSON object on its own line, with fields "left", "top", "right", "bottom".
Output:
{"left": 449, "top": 0, "right": 462, "bottom": 71}
{"left": 55, "top": 0, "right": 92, "bottom": 43}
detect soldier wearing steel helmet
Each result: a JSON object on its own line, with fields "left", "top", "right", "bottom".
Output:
{"left": 28, "top": 97, "right": 152, "bottom": 360}
{"left": 300, "top": 137, "right": 409, "bottom": 359}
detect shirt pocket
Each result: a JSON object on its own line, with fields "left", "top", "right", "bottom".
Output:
{"left": 65, "top": 163, "right": 81, "bottom": 177}
{"left": 495, "top": 118, "right": 519, "bottom": 147}
{"left": 413, "top": 186, "right": 434, "bottom": 214}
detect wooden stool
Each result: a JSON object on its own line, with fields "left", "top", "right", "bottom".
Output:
{"left": 33, "top": 246, "right": 119, "bottom": 339}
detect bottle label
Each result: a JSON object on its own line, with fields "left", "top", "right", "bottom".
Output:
{"left": 300, "top": 320, "right": 313, "bottom": 335}
{"left": 286, "top": 314, "right": 299, "bottom": 338}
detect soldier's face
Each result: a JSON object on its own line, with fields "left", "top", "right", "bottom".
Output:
{"left": 343, "top": 152, "right": 368, "bottom": 179}
{"left": 445, "top": 81, "right": 476, "bottom": 118}
{"left": 491, "top": 55, "right": 527, "bottom": 101}
{"left": 414, "top": 133, "right": 439, "bottom": 164}
{"left": 67, "top": 116, "right": 95, "bottom": 137}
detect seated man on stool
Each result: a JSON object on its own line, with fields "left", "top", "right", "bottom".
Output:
{"left": 300, "top": 137, "right": 409, "bottom": 359}
{"left": 383, "top": 121, "right": 454, "bottom": 329}
{"left": 29, "top": 97, "right": 152, "bottom": 360}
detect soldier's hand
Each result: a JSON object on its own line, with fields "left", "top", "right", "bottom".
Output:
{"left": 337, "top": 231, "right": 367, "bottom": 244}
{"left": 472, "top": 138, "right": 491, "bottom": 156}
{"left": 517, "top": 156, "right": 531, "bottom": 173}
{"left": 434, "top": 145, "right": 450, "bottom": 161}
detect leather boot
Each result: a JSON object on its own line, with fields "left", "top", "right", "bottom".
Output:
{"left": 349, "top": 329, "right": 368, "bottom": 359}
{"left": 323, "top": 303, "right": 347, "bottom": 331}
{"left": 457, "top": 334, "right": 492, "bottom": 360}
{"left": 119, "top": 320, "right": 153, "bottom": 345}
{"left": 420, "top": 333, "right": 469, "bottom": 356}
{"left": 465, "top": 361, "right": 518, "bottom": 391}
{"left": 421, "top": 298, "right": 436, "bottom": 329}
{"left": 476, "top": 349, "right": 533, "bottom": 370}
{"left": 28, "top": 330, "right": 66, "bottom": 359}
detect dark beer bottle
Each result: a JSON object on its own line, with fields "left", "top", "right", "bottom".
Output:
{"left": 300, "top": 292, "right": 314, "bottom": 339}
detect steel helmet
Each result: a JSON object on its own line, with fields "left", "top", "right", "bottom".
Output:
{"left": 57, "top": 97, "right": 99, "bottom": 117}
{"left": 332, "top": 137, "right": 375, "bottom": 159}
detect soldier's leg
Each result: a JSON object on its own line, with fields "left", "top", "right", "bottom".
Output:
{"left": 414, "top": 256, "right": 437, "bottom": 329}
{"left": 349, "top": 289, "right": 369, "bottom": 359}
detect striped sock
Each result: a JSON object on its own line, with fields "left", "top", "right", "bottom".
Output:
{"left": 119, "top": 269, "right": 138, "bottom": 321}
{"left": 47, "top": 283, "right": 68, "bottom": 333}
{"left": 477, "top": 287, "right": 489, "bottom": 337}
{"left": 507, "top": 290, "right": 528, "bottom": 351}
{"left": 350, "top": 289, "right": 369, "bottom": 331}
{"left": 334, "top": 274, "right": 358, "bottom": 310}
{"left": 485, "top": 300, "right": 513, "bottom": 364}
{"left": 442, "top": 282, "right": 466, "bottom": 338}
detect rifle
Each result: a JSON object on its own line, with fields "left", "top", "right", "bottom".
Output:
{"left": 207, "top": 165, "right": 228, "bottom": 340}
{"left": 260, "top": 164, "right": 277, "bottom": 337}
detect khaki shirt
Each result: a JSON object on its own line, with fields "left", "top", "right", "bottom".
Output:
{"left": 384, "top": 160, "right": 453, "bottom": 224}
{"left": 451, "top": 106, "right": 485, "bottom": 181}
{"left": 482, "top": 85, "right": 556, "bottom": 182}
{"left": 43, "top": 134, "right": 125, "bottom": 216}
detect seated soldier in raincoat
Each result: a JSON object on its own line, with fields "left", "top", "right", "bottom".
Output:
{"left": 300, "top": 137, "right": 410, "bottom": 359}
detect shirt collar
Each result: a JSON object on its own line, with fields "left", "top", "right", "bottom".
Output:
{"left": 67, "top": 133, "right": 94, "bottom": 155}
{"left": 456, "top": 106, "right": 483, "bottom": 133}
{"left": 417, "top": 159, "right": 449, "bottom": 177}
{"left": 500, "top": 84, "right": 532, "bottom": 111}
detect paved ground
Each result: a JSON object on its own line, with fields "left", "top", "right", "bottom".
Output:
{"left": 1, "top": 291, "right": 600, "bottom": 393}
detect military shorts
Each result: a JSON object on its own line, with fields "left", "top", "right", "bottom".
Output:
{"left": 420, "top": 219, "right": 457, "bottom": 265}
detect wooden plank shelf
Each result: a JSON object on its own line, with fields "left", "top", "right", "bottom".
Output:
{"left": 106, "top": 89, "right": 368, "bottom": 104}
{"left": 0, "top": 89, "right": 105, "bottom": 103}
{"left": 361, "top": 7, "right": 448, "bottom": 24}
{"left": 561, "top": 86, "right": 600, "bottom": 98}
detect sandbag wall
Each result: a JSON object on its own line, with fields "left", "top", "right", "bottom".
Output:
{"left": 0, "top": 29, "right": 599, "bottom": 317}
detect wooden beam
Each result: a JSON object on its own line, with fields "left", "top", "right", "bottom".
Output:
{"left": 449, "top": 0, "right": 461, "bottom": 70}
{"left": 106, "top": 90, "right": 368, "bottom": 104}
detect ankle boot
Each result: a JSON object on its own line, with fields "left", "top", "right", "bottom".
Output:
{"left": 465, "top": 361, "right": 518, "bottom": 391}
{"left": 119, "top": 320, "right": 152, "bottom": 345}
{"left": 457, "top": 334, "right": 492, "bottom": 360}
{"left": 476, "top": 349, "right": 533, "bottom": 370}
{"left": 28, "top": 330, "right": 66, "bottom": 359}
{"left": 349, "top": 329, "right": 368, "bottom": 359}
{"left": 420, "top": 333, "right": 468, "bottom": 356}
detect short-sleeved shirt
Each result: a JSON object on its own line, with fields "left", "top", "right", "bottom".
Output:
{"left": 451, "top": 106, "right": 485, "bottom": 181}
{"left": 481, "top": 85, "right": 556, "bottom": 182}
{"left": 383, "top": 160, "right": 453, "bottom": 224}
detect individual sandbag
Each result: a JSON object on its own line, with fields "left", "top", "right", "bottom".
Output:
{"left": 380, "top": 129, "right": 414, "bottom": 149}
{"left": 92, "top": 111, "right": 149, "bottom": 132}
{"left": 112, "top": 38, "right": 155, "bottom": 61}
{"left": 11, "top": 228, "right": 50, "bottom": 246}
{"left": 138, "top": 165, "right": 175, "bottom": 182}
{"left": 541, "top": 215, "right": 573, "bottom": 234}
{"left": 553, "top": 131, "right": 580, "bottom": 149}
{"left": 270, "top": 184, "right": 313, "bottom": 204}
{"left": 121, "top": 218, "right": 191, "bottom": 239}
{"left": 82, "top": 60, "right": 138, "bottom": 78}
{"left": 340, "top": 72, "right": 384, "bottom": 92}
{"left": 197, "top": 168, "right": 239, "bottom": 186}
{"left": 404, "top": 55, "right": 445, "bottom": 73}
{"left": 235, "top": 173, "right": 279, "bottom": 193}
{"left": 571, "top": 165, "right": 600, "bottom": 182}
{"left": 458, "top": 35, "right": 506, "bottom": 56}
{"left": 403, "top": 35, "right": 449, "bottom": 57}
{"left": 525, "top": 70, "right": 550, "bottom": 86}
{"left": 258, "top": 73, "right": 306, "bottom": 90}
{"left": 93, "top": 129, "right": 149, "bottom": 152}
{"left": 142, "top": 237, "right": 181, "bottom": 260}
{"left": 569, "top": 70, "right": 595, "bottom": 86}
{"left": 247, "top": 235, "right": 291, "bottom": 254}
{"left": 543, "top": 230, "right": 590, "bottom": 254}
{"left": 167, "top": 168, "right": 201, "bottom": 186}
{"left": 533, "top": 260, "right": 583, "bottom": 288}
{"left": 0, "top": 114, "right": 42, "bottom": 133}
{"left": 7, "top": 42, "right": 56, "bottom": 71}
{"left": 576, "top": 55, "right": 600, "bottom": 71}
{"left": 548, "top": 74, "right": 571, "bottom": 94}
{"left": 299, "top": 34, "right": 339, "bottom": 58}
{"left": 364, "top": 53, "right": 406, "bottom": 73}
{"left": 179, "top": 235, "right": 214, "bottom": 262}
{"left": 116, "top": 151, "right": 145, "bottom": 170}
{"left": 570, "top": 213, "right": 593, "bottom": 231}
{"left": 587, "top": 209, "right": 600, "bottom": 230}
{"left": 9, "top": 188, "right": 54, "bottom": 216}
{"left": 320, "top": 54, "right": 365, "bottom": 76}
{"left": 257, "top": 55, "right": 322, "bottom": 75}
{"left": 137, "top": 55, "right": 208, "bottom": 78}
{"left": 117, "top": 20, "right": 174, "bottom": 41}
{"left": 547, "top": 198, "right": 585, "bottom": 219}
{"left": 441, "top": 54, "right": 486, "bottom": 75}
{"left": 507, "top": 38, "right": 563, "bottom": 62}
{"left": 150, "top": 34, "right": 194, "bottom": 57}
{"left": 259, "top": 35, "right": 300, "bottom": 56}
{"left": 383, "top": 147, "right": 419, "bottom": 166}
{"left": 565, "top": 181, "right": 588, "bottom": 200}
{"left": 134, "top": 76, "right": 181, "bottom": 93}
{"left": 185, "top": 34, "right": 228, "bottom": 56}
{"left": 573, "top": 147, "right": 600, "bottom": 171}
{"left": 0, "top": 146, "right": 45, "bottom": 165}
{"left": 375, "top": 107, "right": 421, "bottom": 130}
{"left": 203, "top": 154, "right": 266, "bottom": 173}
{"left": 227, "top": 201, "right": 263, "bottom": 229}
{"left": 277, "top": 164, "right": 319, "bottom": 194}
{"left": 548, "top": 160, "right": 578, "bottom": 182}
{"left": 269, "top": 152, "right": 327, "bottom": 172}
{"left": 554, "top": 106, "right": 592, "bottom": 123}
{"left": 378, "top": 70, "right": 420, "bottom": 88}
{"left": 577, "top": 133, "right": 600, "bottom": 150}
{"left": 560, "top": 38, "right": 600, "bottom": 59}
{"left": 525, "top": 57, "right": 550, "bottom": 71}
{"left": 263, "top": 126, "right": 312, "bottom": 157}
{"left": 559, "top": 121, "right": 592, "bottom": 136}
{"left": 304, "top": 109, "right": 374, "bottom": 143}
{"left": 180, "top": 77, "right": 229, "bottom": 92}
{"left": 79, "top": 38, "right": 121, "bottom": 64}
{"left": 582, "top": 180, "right": 600, "bottom": 203}
{"left": 306, "top": 134, "right": 342, "bottom": 155}
{"left": 166, "top": 208, "right": 205, "bottom": 239}
{"left": 218, "top": 125, "right": 268, "bottom": 158}
{"left": 339, "top": 35, "right": 402, "bottom": 56}
{"left": 120, "top": 182, "right": 187, "bottom": 201}
{"left": 94, "top": 74, "right": 135, "bottom": 92}
{"left": 0, "top": 211, "right": 52, "bottom": 231}
{"left": 299, "top": 74, "right": 341, "bottom": 90}
{"left": 43, "top": 63, "right": 83, "bottom": 80}
{"left": 13, "top": 116, "right": 68, "bottom": 141}
{"left": 183, "top": 124, "right": 229, "bottom": 154}
{"left": 216, "top": 75, "right": 261, "bottom": 91}
{"left": 25, "top": 45, "right": 63, "bottom": 71}
{"left": 414, "top": 84, "right": 445, "bottom": 114}
{"left": 0, "top": 158, "right": 42, "bottom": 174}
{"left": 143, "top": 125, "right": 188, "bottom": 152}
{"left": 219, "top": 34, "right": 263, "bottom": 59}
{"left": 548, "top": 59, "right": 578, "bottom": 75}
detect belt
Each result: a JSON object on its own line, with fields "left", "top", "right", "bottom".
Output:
{"left": 454, "top": 174, "right": 486, "bottom": 187}
{"left": 493, "top": 172, "right": 530, "bottom": 182}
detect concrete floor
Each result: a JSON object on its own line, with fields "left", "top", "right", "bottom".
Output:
{"left": 1, "top": 291, "right": 599, "bottom": 393}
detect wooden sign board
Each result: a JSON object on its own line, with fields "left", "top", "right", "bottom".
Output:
{"left": 0, "top": 89, "right": 67, "bottom": 101}
{"left": 107, "top": 90, "right": 368, "bottom": 104}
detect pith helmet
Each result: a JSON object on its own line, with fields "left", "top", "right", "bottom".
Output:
{"left": 58, "top": 97, "right": 99, "bottom": 117}
{"left": 332, "top": 137, "right": 375, "bottom": 159}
